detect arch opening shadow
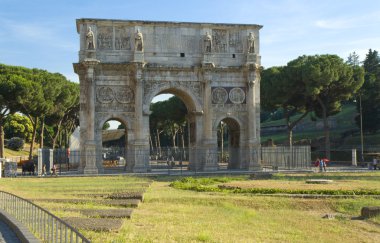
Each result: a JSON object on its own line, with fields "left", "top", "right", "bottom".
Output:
{"left": 101, "top": 118, "right": 128, "bottom": 171}
{"left": 217, "top": 117, "right": 241, "bottom": 170}
{"left": 148, "top": 89, "right": 195, "bottom": 171}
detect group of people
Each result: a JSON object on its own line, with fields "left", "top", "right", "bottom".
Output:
{"left": 315, "top": 156, "right": 379, "bottom": 171}
{"left": 41, "top": 164, "right": 57, "bottom": 176}
{"left": 315, "top": 157, "right": 329, "bottom": 172}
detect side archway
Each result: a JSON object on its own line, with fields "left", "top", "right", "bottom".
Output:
{"left": 214, "top": 116, "right": 243, "bottom": 169}
{"left": 94, "top": 114, "right": 133, "bottom": 173}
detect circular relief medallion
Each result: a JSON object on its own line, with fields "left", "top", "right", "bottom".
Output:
{"left": 96, "top": 87, "right": 114, "bottom": 103}
{"left": 115, "top": 86, "right": 134, "bottom": 104}
{"left": 212, "top": 87, "right": 228, "bottom": 104}
{"left": 229, "top": 88, "right": 246, "bottom": 104}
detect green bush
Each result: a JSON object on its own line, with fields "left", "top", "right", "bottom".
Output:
{"left": 170, "top": 177, "right": 380, "bottom": 196}
{"left": 6, "top": 137, "right": 25, "bottom": 151}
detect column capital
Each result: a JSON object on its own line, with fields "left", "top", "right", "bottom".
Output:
{"left": 82, "top": 58, "right": 100, "bottom": 67}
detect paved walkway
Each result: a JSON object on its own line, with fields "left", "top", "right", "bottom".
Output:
{"left": 0, "top": 220, "right": 20, "bottom": 243}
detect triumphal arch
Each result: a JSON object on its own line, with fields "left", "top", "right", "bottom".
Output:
{"left": 73, "top": 18, "right": 262, "bottom": 174}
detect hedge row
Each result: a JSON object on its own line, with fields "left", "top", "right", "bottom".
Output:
{"left": 170, "top": 177, "right": 380, "bottom": 196}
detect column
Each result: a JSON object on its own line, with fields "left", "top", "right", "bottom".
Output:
{"left": 201, "top": 67, "right": 218, "bottom": 171}
{"left": 82, "top": 59, "right": 100, "bottom": 174}
{"left": 246, "top": 64, "right": 261, "bottom": 170}
{"left": 132, "top": 64, "right": 149, "bottom": 172}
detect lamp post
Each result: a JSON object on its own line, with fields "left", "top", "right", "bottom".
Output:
{"left": 359, "top": 94, "right": 364, "bottom": 162}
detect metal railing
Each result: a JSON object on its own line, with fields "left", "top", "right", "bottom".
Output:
{"left": 261, "top": 146, "right": 311, "bottom": 169}
{"left": 0, "top": 191, "right": 90, "bottom": 243}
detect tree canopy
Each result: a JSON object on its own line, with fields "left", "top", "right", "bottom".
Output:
{"left": 149, "top": 96, "right": 187, "bottom": 149}
{"left": 0, "top": 63, "right": 79, "bottom": 158}
{"left": 261, "top": 55, "right": 364, "bottom": 158}
{"left": 356, "top": 49, "right": 380, "bottom": 133}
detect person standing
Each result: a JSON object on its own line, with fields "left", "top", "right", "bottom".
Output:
{"left": 42, "top": 164, "right": 46, "bottom": 176}
{"left": 51, "top": 164, "right": 57, "bottom": 176}
{"left": 373, "top": 157, "right": 378, "bottom": 170}
{"left": 319, "top": 158, "right": 326, "bottom": 172}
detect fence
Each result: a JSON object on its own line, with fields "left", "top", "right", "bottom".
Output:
{"left": 0, "top": 191, "right": 89, "bottom": 243}
{"left": 261, "top": 146, "right": 311, "bottom": 169}
{"left": 35, "top": 145, "right": 311, "bottom": 174}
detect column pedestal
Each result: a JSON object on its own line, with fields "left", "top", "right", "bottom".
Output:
{"left": 83, "top": 141, "right": 99, "bottom": 174}
{"left": 202, "top": 139, "right": 218, "bottom": 171}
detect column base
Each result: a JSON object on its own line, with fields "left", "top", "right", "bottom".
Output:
{"left": 132, "top": 167, "right": 148, "bottom": 173}
{"left": 247, "top": 164, "right": 262, "bottom": 171}
{"left": 84, "top": 167, "right": 99, "bottom": 175}
{"left": 203, "top": 164, "right": 218, "bottom": 171}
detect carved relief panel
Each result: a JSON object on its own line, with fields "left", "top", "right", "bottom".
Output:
{"left": 212, "top": 29, "right": 227, "bottom": 53}
{"left": 97, "top": 26, "right": 113, "bottom": 50}
{"left": 96, "top": 85, "right": 135, "bottom": 112}
{"left": 228, "top": 31, "right": 243, "bottom": 53}
{"left": 211, "top": 87, "right": 246, "bottom": 104}
{"left": 115, "top": 28, "right": 131, "bottom": 50}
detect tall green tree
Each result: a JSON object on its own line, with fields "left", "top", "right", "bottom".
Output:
{"left": 346, "top": 51, "right": 360, "bottom": 67}
{"left": 4, "top": 113, "right": 33, "bottom": 142}
{"left": 0, "top": 64, "right": 34, "bottom": 157}
{"left": 0, "top": 64, "right": 79, "bottom": 158}
{"left": 45, "top": 81, "right": 79, "bottom": 149}
{"left": 261, "top": 65, "right": 312, "bottom": 146}
{"left": 299, "top": 55, "right": 364, "bottom": 158}
{"left": 149, "top": 96, "right": 187, "bottom": 150}
{"left": 356, "top": 49, "right": 380, "bottom": 133}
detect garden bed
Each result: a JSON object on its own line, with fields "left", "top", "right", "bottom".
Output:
{"left": 80, "top": 209, "right": 133, "bottom": 218}
{"left": 63, "top": 217, "right": 123, "bottom": 232}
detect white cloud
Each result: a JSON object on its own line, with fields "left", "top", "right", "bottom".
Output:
{"left": 315, "top": 19, "right": 351, "bottom": 30}
{"left": 315, "top": 10, "right": 380, "bottom": 30}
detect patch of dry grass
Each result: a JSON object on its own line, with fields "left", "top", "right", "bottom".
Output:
{"left": 1, "top": 174, "right": 380, "bottom": 242}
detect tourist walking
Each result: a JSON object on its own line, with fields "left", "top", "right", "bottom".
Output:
{"left": 318, "top": 158, "right": 327, "bottom": 172}
{"left": 373, "top": 158, "right": 378, "bottom": 170}
{"left": 51, "top": 164, "right": 57, "bottom": 176}
{"left": 42, "top": 164, "right": 46, "bottom": 176}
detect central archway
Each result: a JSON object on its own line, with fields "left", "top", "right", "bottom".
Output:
{"left": 146, "top": 87, "right": 203, "bottom": 171}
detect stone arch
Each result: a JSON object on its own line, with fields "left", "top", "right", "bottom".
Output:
{"left": 146, "top": 86, "right": 205, "bottom": 170}
{"left": 96, "top": 113, "right": 133, "bottom": 131}
{"left": 75, "top": 19, "right": 263, "bottom": 174}
{"left": 144, "top": 84, "right": 203, "bottom": 114}
{"left": 213, "top": 115, "right": 243, "bottom": 134}
{"left": 214, "top": 116, "right": 243, "bottom": 169}
{"left": 95, "top": 113, "right": 133, "bottom": 173}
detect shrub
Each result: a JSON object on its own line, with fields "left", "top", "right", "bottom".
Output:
{"left": 6, "top": 137, "right": 25, "bottom": 151}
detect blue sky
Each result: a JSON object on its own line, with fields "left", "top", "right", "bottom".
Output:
{"left": 1, "top": 0, "right": 380, "bottom": 84}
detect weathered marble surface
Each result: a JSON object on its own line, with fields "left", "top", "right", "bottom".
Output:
{"left": 74, "top": 19, "right": 263, "bottom": 174}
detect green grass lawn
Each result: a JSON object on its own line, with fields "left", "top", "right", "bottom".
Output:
{"left": 0, "top": 173, "right": 379, "bottom": 242}
{"left": 4, "top": 147, "right": 30, "bottom": 157}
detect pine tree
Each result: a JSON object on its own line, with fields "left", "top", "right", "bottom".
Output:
{"left": 357, "top": 49, "right": 380, "bottom": 133}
